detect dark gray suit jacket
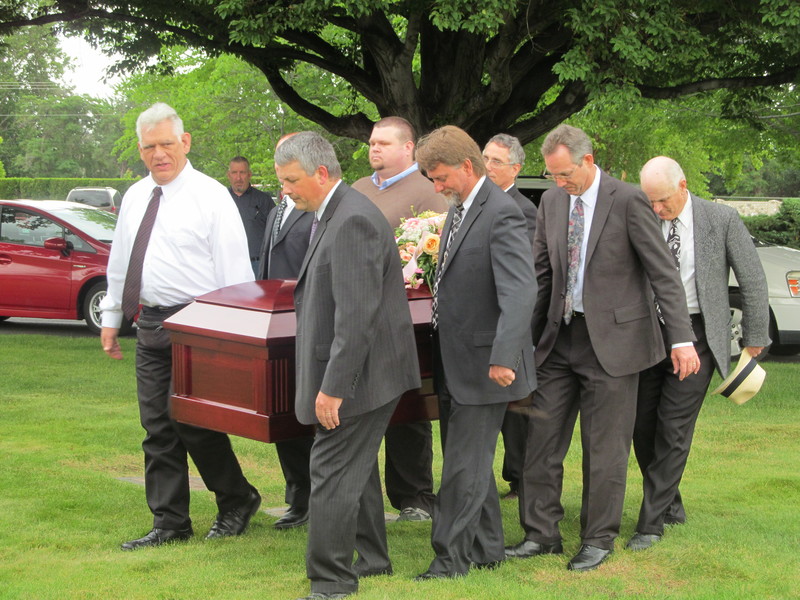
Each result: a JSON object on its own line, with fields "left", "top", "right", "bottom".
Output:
{"left": 257, "top": 203, "right": 314, "bottom": 280}
{"left": 436, "top": 177, "right": 537, "bottom": 404}
{"left": 506, "top": 184, "right": 537, "bottom": 247}
{"left": 293, "top": 183, "right": 421, "bottom": 424}
{"left": 533, "top": 170, "right": 694, "bottom": 377}
{"left": 686, "top": 194, "right": 770, "bottom": 376}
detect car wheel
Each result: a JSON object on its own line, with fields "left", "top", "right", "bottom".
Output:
{"left": 83, "top": 282, "right": 107, "bottom": 335}
{"left": 728, "top": 292, "right": 744, "bottom": 360}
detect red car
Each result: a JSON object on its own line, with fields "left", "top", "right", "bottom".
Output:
{"left": 0, "top": 200, "right": 130, "bottom": 334}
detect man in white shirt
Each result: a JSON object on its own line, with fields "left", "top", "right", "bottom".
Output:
{"left": 100, "top": 103, "right": 261, "bottom": 550}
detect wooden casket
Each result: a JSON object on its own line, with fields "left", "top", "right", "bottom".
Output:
{"left": 163, "top": 280, "right": 437, "bottom": 443}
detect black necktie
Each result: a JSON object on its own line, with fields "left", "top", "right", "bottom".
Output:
{"left": 121, "top": 187, "right": 162, "bottom": 321}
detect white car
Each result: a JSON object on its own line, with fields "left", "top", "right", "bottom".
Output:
{"left": 729, "top": 238, "right": 800, "bottom": 356}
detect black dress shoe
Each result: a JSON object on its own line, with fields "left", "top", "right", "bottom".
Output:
{"left": 626, "top": 532, "right": 662, "bottom": 551}
{"left": 206, "top": 488, "right": 261, "bottom": 538}
{"left": 295, "top": 593, "right": 350, "bottom": 600}
{"left": 414, "top": 571, "right": 460, "bottom": 581}
{"left": 121, "top": 527, "right": 193, "bottom": 550}
{"left": 504, "top": 539, "right": 564, "bottom": 559}
{"left": 274, "top": 505, "right": 309, "bottom": 530}
{"left": 567, "top": 544, "right": 612, "bottom": 571}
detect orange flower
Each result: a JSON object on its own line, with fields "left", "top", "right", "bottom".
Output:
{"left": 421, "top": 232, "right": 440, "bottom": 256}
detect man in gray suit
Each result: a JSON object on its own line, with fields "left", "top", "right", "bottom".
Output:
{"left": 506, "top": 125, "right": 699, "bottom": 572}
{"left": 627, "top": 156, "right": 770, "bottom": 551}
{"left": 414, "top": 126, "right": 537, "bottom": 580}
{"left": 482, "top": 133, "right": 537, "bottom": 501}
{"left": 274, "top": 132, "right": 420, "bottom": 600}
{"left": 257, "top": 134, "right": 316, "bottom": 531}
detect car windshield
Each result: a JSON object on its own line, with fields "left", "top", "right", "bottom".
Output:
{"left": 48, "top": 206, "right": 118, "bottom": 243}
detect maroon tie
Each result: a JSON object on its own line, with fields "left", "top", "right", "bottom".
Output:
{"left": 121, "top": 187, "right": 162, "bottom": 320}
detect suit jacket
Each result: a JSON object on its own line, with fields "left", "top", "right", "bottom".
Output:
{"left": 532, "top": 170, "right": 694, "bottom": 377}
{"left": 685, "top": 194, "right": 770, "bottom": 377}
{"left": 436, "top": 178, "right": 537, "bottom": 404}
{"left": 506, "top": 184, "right": 537, "bottom": 247}
{"left": 293, "top": 183, "right": 421, "bottom": 424}
{"left": 257, "top": 204, "right": 314, "bottom": 280}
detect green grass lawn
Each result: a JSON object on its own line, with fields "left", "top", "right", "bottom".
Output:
{"left": 1, "top": 334, "right": 798, "bottom": 600}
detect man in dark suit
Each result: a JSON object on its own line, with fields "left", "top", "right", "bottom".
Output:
{"left": 414, "top": 126, "right": 537, "bottom": 580}
{"left": 628, "top": 156, "right": 770, "bottom": 551}
{"left": 482, "top": 133, "right": 537, "bottom": 501}
{"left": 506, "top": 125, "right": 699, "bottom": 572}
{"left": 256, "top": 137, "right": 316, "bottom": 531}
{"left": 274, "top": 132, "right": 421, "bottom": 600}
{"left": 227, "top": 156, "right": 273, "bottom": 276}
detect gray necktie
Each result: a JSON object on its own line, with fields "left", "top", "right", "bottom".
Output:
{"left": 563, "top": 197, "right": 584, "bottom": 325}
{"left": 268, "top": 198, "right": 288, "bottom": 278}
{"left": 309, "top": 215, "right": 319, "bottom": 244}
{"left": 121, "top": 186, "right": 162, "bottom": 321}
{"left": 431, "top": 204, "right": 465, "bottom": 330}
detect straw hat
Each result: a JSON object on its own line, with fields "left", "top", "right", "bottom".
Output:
{"left": 711, "top": 351, "right": 766, "bottom": 405}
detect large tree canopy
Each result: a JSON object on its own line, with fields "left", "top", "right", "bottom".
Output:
{"left": 2, "top": 1, "right": 800, "bottom": 145}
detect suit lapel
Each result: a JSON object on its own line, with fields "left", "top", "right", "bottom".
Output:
{"left": 438, "top": 179, "right": 488, "bottom": 278}
{"left": 551, "top": 189, "right": 570, "bottom": 281}
{"left": 584, "top": 171, "right": 613, "bottom": 267}
{"left": 692, "top": 193, "right": 712, "bottom": 288}
{"left": 297, "top": 183, "right": 346, "bottom": 283}
{"left": 275, "top": 208, "right": 302, "bottom": 245}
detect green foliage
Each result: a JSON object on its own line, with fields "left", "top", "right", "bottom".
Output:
{"left": 743, "top": 198, "right": 800, "bottom": 248}
{"left": 0, "top": 177, "right": 139, "bottom": 200}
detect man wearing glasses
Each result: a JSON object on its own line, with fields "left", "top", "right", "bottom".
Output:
{"left": 506, "top": 124, "right": 699, "bottom": 572}
{"left": 482, "top": 134, "right": 537, "bottom": 503}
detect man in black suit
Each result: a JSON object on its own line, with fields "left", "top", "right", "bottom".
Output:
{"left": 227, "top": 155, "right": 273, "bottom": 276}
{"left": 506, "top": 124, "right": 698, "bottom": 572}
{"left": 482, "top": 133, "right": 537, "bottom": 501}
{"left": 275, "top": 132, "right": 420, "bottom": 600}
{"left": 257, "top": 135, "right": 316, "bottom": 530}
{"left": 414, "top": 126, "right": 537, "bottom": 580}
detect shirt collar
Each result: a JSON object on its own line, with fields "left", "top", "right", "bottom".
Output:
{"left": 316, "top": 179, "right": 342, "bottom": 221}
{"left": 371, "top": 162, "right": 419, "bottom": 190}
{"left": 570, "top": 164, "right": 601, "bottom": 208}
{"left": 459, "top": 175, "right": 485, "bottom": 215}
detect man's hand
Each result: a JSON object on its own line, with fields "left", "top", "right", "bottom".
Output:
{"left": 316, "top": 391, "right": 343, "bottom": 430}
{"left": 671, "top": 345, "right": 700, "bottom": 381}
{"left": 101, "top": 327, "right": 123, "bottom": 360}
{"left": 745, "top": 346, "right": 764, "bottom": 358}
{"left": 489, "top": 364, "right": 516, "bottom": 387}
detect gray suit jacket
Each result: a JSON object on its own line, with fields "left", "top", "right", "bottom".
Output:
{"left": 436, "top": 178, "right": 537, "bottom": 404}
{"left": 293, "top": 183, "right": 421, "bottom": 424}
{"left": 257, "top": 204, "right": 314, "bottom": 280}
{"left": 686, "top": 194, "right": 770, "bottom": 376}
{"left": 533, "top": 170, "right": 694, "bottom": 377}
{"left": 506, "top": 184, "right": 537, "bottom": 247}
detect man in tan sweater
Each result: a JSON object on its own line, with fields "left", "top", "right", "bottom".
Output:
{"left": 352, "top": 117, "right": 447, "bottom": 521}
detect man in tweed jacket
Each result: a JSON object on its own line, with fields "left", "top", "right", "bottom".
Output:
{"left": 628, "top": 156, "right": 770, "bottom": 552}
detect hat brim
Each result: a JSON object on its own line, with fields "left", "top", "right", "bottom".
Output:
{"left": 711, "top": 351, "right": 766, "bottom": 405}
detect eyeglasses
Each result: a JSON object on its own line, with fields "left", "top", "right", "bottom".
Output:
{"left": 483, "top": 156, "right": 517, "bottom": 168}
{"left": 543, "top": 167, "right": 579, "bottom": 181}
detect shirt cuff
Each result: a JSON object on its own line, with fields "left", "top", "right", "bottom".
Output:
{"left": 671, "top": 341, "right": 694, "bottom": 349}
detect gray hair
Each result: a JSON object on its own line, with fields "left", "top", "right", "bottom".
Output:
{"left": 273, "top": 131, "right": 342, "bottom": 178}
{"left": 541, "top": 124, "right": 593, "bottom": 164}
{"left": 640, "top": 156, "right": 686, "bottom": 190}
{"left": 486, "top": 133, "right": 525, "bottom": 166}
{"left": 136, "top": 103, "right": 184, "bottom": 142}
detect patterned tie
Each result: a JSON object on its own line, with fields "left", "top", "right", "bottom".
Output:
{"left": 431, "top": 204, "right": 465, "bottom": 330}
{"left": 121, "top": 186, "right": 162, "bottom": 321}
{"left": 309, "top": 214, "right": 319, "bottom": 244}
{"left": 667, "top": 218, "right": 681, "bottom": 268}
{"left": 563, "top": 197, "right": 584, "bottom": 325}
{"left": 268, "top": 198, "right": 288, "bottom": 278}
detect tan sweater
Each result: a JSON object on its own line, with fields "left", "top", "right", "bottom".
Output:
{"left": 352, "top": 169, "right": 448, "bottom": 228}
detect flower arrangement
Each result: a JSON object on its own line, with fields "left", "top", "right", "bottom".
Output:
{"left": 395, "top": 210, "right": 447, "bottom": 290}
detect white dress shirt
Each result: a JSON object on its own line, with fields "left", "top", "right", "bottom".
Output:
{"left": 100, "top": 161, "right": 254, "bottom": 328}
{"left": 570, "top": 165, "right": 602, "bottom": 313}
{"left": 664, "top": 193, "right": 700, "bottom": 314}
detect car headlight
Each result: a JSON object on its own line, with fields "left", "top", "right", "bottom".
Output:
{"left": 788, "top": 271, "right": 800, "bottom": 298}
